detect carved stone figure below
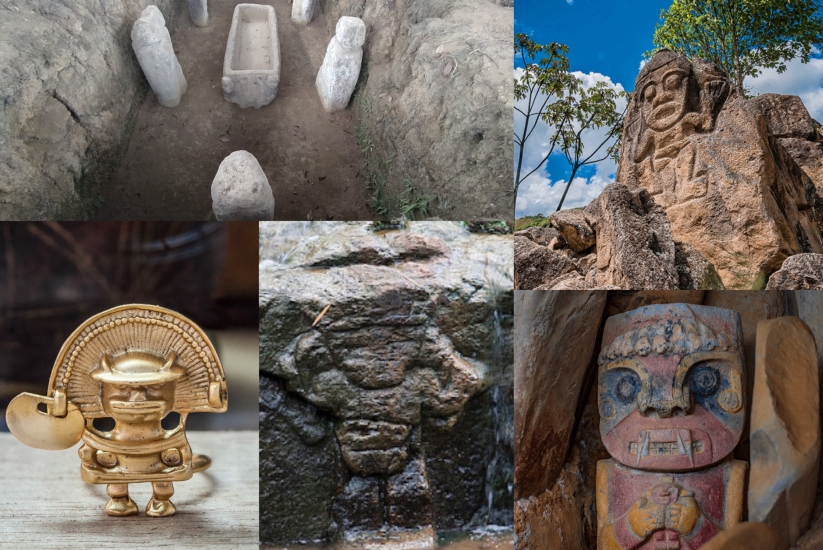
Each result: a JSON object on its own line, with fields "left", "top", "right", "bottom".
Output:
{"left": 316, "top": 17, "right": 366, "bottom": 112}
{"left": 596, "top": 304, "right": 747, "bottom": 549}
{"left": 131, "top": 6, "right": 188, "bottom": 108}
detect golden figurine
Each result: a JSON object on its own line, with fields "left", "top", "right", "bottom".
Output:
{"left": 5, "top": 304, "right": 228, "bottom": 517}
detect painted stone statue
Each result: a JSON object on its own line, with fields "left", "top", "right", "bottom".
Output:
{"left": 596, "top": 303, "right": 747, "bottom": 549}
{"left": 6, "top": 305, "right": 228, "bottom": 517}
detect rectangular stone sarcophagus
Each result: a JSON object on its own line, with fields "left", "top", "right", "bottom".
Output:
{"left": 222, "top": 4, "right": 280, "bottom": 109}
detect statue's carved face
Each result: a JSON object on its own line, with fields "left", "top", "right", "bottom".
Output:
{"left": 639, "top": 67, "right": 690, "bottom": 132}
{"left": 598, "top": 304, "right": 745, "bottom": 471}
{"left": 102, "top": 381, "right": 175, "bottom": 422}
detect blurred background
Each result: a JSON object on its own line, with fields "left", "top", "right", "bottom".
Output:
{"left": 0, "top": 221, "right": 259, "bottom": 431}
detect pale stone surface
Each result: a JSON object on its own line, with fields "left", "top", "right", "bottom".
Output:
{"left": 211, "top": 150, "right": 275, "bottom": 220}
{"left": 186, "top": 0, "right": 208, "bottom": 27}
{"left": 594, "top": 183, "right": 679, "bottom": 289}
{"left": 131, "top": 6, "right": 188, "bottom": 109}
{"left": 698, "top": 522, "right": 781, "bottom": 550}
{"left": 513, "top": 236, "right": 576, "bottom": 290}
{"left": 292, "top": 0, "right": 317, "bottom": 25}
{"left": 513, "top": 290, "right": 607, "bottom": 499}
{"left": 750, "top": 316, "right": 820, "bottom": 547}
{"left": 514, "top": 226, "right": 559, "bottom": 247}
{"left": 549, "top": 209, "right": 596, "bottom": 252}
{"left": 766, "top": 254, "right": 823, "bottom": 289}
{"left": 223, "top": 4, "right": 280, "bottom": 109}
{"left": 754, "top": 94, "right": 816, "bottom": 140}
{"left": 618, "top": 50, "right": 823, "bottom": 289}
{"left": 315, "top": 17, "right": 366, "bottom": 112}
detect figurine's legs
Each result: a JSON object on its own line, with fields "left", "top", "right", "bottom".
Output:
{"left": 146, "top": 482, "right": 176, "bottom": 517}
{"left": 105, "top": 483, "right": 139, "bottom": 517}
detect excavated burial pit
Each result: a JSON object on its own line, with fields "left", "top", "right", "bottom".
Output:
{"left": 99, "top": 0, "right": 371, "bottom": 221}
{"left": 222, "top": 4, "right": 280, "bottom": 109}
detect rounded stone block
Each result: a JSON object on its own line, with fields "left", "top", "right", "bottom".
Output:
{"left": 131, "top": 6, "right": 188, "bottom": 108}
{"left": 211, "top": 151, "right": 275, "bottom": 220}
{"left": 291, "top": 0, "right": 317, "bottom": 25}
{"left": 315, "top": 17, "right": 366, "bottom": 113}
{"left": 186, "top": 0, "right": 208, "bottom": 27}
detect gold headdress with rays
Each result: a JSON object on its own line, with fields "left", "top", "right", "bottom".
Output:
{"left": 49, "top": 304, "right": 227, "bottom": 417}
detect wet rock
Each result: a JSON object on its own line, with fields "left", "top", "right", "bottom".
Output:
{"left": 698, "top": 522, "right": 781, "bottom": 550}
{"left": 316, "top": 17, "right": 365, "bottom": 112}
{"left": 594, "top": 183, "right": 679, "bottom": 289}
{"left": 131, "top": 6, "right": 188, "bottom": 108}
{"left": 386, "top": 457, "right": 433, "bottom": 528}
{"left": 750, "top": 317, "right": 820, "bottom": 547}
{"left": 513, "top": 236, "right": 577, "bottom": 290}
{"left": 513, "top": 290, "right": 607, "bottom": 499}
{"left": 333, "top": 476, "right": 383, "bottom": 532}
{"left": 336, "top": 420, "right": 410, "bottom": 476}
{"left": 513, "top": 226, "right": 559, "bottom": 247}
{"left": 754, "top": 94, "right": 816, "bottom": 140}
{"left": 211, "top": 150, "right": 275, "bottom": 220}
{"left": 618, "top": 51, "right": 823, "bottom": 289}
{"left": 549, "top": 209, "right": 596, "bottom": 252}
{"left": 766, "top": 254, "right": 823, "bottom": 289}
{"left": 675, "top": 241, "right": 725, "bottom": 290}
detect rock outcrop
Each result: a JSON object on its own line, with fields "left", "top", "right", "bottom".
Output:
{"left": 766, "top": 253, "right": 823, "bottom": 289}
{"left": 618, "top": 50, "right": 823, "bottom": 289}
{"left": 259, "top": 222, "right": 513, "bottom": 544}
{"left": 0, "top": 0, "right": 184, "bottom": 219}
{"left": 321, "top": 0, "right": 512, "bottom": 220}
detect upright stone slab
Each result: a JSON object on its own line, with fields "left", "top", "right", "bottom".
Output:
{"left": 223, "top": 4, "right": 280, "bottom": 109}
{"left": 617, "top": 50, "right": 823, "bottom": 289}
{"left": 315, "top": 17, "right": 366, "bottom": 113}
{"left": 186, "top": 0, "right": 208, "bottom": 27}
{"left": 292, "top": 0, "right": 317, "bottom": 25}
{"left": 211, "top": 151, "right": 275, "bottom": 220}
{"left": 131, "top": 6, "right": 188, "bottom": 108}
{"left": 749, "top": 317, "right": 820, "bottom": 547}
{"left": 596, "top": 304, "right": 748, "bottom": 549}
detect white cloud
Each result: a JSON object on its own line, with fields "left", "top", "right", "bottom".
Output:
{"left": 746, "top": 54, "right": 823, "bottom": 121}
{"left": 514, "top": 69, "right": 626, "bottom": 217}
{"left": 566, "top": 0, "right": 574, "bottom": 4}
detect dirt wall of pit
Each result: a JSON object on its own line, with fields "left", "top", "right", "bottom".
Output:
{"left": 320, "top": 0, "right": 514, "bottom": 221}
{"left": 0, "top": 0, "right": 183, "bottom": 220}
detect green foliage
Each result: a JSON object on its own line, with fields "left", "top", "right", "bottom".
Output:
{"left": 514, "top": 34, "right": 629, "bottom": 212}
{"left": 650, "top": 0, "right": 823, "bottom": 92}
{"left": 463, "top": 221, "right": 513, "bottom": 234}
{"left": 398, "top": 180, "right": 436, "bottom": 220}
{"left": 513, "top": 215, "right": 552, "bottom": 232}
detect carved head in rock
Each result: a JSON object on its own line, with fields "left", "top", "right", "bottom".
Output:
{"left": 598, "top": 304, "right": 745, "bottom": 471}
{"left": 636, "top": 51, "right": 693, "bottom": 132}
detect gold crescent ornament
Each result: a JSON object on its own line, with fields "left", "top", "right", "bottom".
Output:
{"left": 5, "top": 304, "right": 228, "bottom": 517}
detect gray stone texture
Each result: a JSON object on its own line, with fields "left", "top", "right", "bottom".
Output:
{"left": 131, "top": 6, "right": 188, "bottom": 108}
{"left": 211, "top": 150, "right": 274, "bottom": 220}
{"left": 291, "top": 0, "right": 317, "bottom": 25}
{"left": 259, "top": 222, "right": 513, "bottom": 544}
{"left": 315, "top": 17, "right": 366, "bottom": 113}
{"left": 185, "top": 0, "right": 208, "bottom": 27}
{"left": 222, "top": 4, "right": 280, "bottom": 109}
{"left": 767, "top": 253, "right": 823, "bottom": 289}
{"left": 320, "top": 0, "right": 512, "bottom": 220}
{"left": 0, "top": 0, "right": 183, "bottom": 219}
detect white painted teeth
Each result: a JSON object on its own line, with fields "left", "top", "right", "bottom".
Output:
{"left": 677, "top": 430, "right": 694, "bottom": 466}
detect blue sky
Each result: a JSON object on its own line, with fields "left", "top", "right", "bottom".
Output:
{"left": 514, "top": 0, "right": 823, "bottom": 217}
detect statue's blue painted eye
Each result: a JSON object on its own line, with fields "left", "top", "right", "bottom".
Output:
{"left": 690, "top": 365, "right": 720, "bottom": 397}
{"left": 615, "top": 372, "right": 640, "bottom": 404}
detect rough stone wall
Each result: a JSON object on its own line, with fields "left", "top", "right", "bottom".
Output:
{"left": 0, "top": 0, "right": 183, "bottom": 220}
{"left": 320, "top": 0, "right": 513, "bottom": 221}
{"left": 259, "top": 222, "right": 513, "bottom": 544}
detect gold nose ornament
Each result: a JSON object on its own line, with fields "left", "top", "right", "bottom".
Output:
{"left": 5, "top": 304, "right": 228, "bottom": 517}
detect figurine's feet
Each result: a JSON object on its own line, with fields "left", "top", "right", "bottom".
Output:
{"left": 105, "top": 496, "right": 139, "bottom": 517}
{"left": 146, "top": 498, "right": 176, "bottom": 517}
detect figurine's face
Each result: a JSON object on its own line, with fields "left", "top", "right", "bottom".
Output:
{"left": 599, "top": 305, "right": 745, "bottom": 471}
{"left": 639, "top": 67, "right": 689, "bottom": 132}
{"left": 101, "top": 381, "right": 175, "bottom": 422}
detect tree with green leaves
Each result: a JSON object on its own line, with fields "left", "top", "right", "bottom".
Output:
{"left": 651, "top": 0, "right": 823, "bottom": 93}
{"left": 514, "top": 34, "right": 628, "bottom": 212}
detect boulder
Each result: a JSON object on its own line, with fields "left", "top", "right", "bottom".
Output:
{"left": 766, "top": 254, "right": 823, "bottom": 289}
{"left": 753, "top": 94, "right": 816, "bottom": 140}
{"left": 514, "top": 226, "right": 559, "bottom": 247}
{"left": 211, "top": 151, "right": 275, "bottom": 220}
{"left": 514, "top": 236, "right": 577, "bottom": 290}
{"left": 315, "top": 17, "right": 365, "bottom": 113}
{"left": 618, "top": 51, "right": 823, "bottom": 289}
{"left": 549, "top": 209, "right": 596, "bottom": 252}
{"left": 750, "top": 317, "right": 820, "bottom": 547}
{"left": 594, "top": 183, "right": 679, "bottom": 289}
{"left": 131, "top": 6, "right": 188, "bottom": 109}
{"left": 675, "top": 241, "right": 725, "bottom": 290}
{"left": 513, "top": 290, "right": 607, "bottom": 499}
